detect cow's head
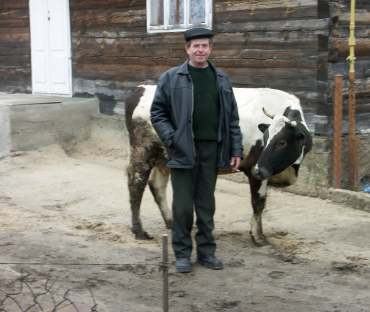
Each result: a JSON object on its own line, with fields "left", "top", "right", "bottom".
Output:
{"left": 252, "top": 107, "right": 312, "bottom": 182}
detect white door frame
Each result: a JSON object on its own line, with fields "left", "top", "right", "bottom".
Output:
{"left": 29, "top": 0, "right": 73, "bottom": 96}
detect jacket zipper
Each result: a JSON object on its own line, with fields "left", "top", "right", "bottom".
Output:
{"left": 216, "top": 74, "right": 224, "bottom": 166}
{"left": 189, "top": 75, "right": 196, "bottom": 163}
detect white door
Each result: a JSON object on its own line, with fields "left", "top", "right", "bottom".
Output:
{"left": 30, "top": 0, "right": 72, "bottom": 96}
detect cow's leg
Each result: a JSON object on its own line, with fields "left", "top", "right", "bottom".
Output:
{"left": 127, "top": 159, "right": 153, "bottom": 240}
{"left": 148, "top": 165, "right": 172, "bottom": 229}
{"left": 248, "top": 176, "right": 268, "bottom": 246}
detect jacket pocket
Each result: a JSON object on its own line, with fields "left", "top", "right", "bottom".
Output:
{"left": 168, "top": 130, "right": 183, "bottom": 157}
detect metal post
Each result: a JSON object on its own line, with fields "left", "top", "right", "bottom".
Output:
{"left": 333, "top": 75, "right": 343, "bottom": 188}
{"left": 347, "top": 0, "right": 358, "bottom": 190}
{"left": 162, "top": 234, "right": 169, "bottom": 312}
{"left": 348, "top": 73, "right": 358, "bottom": 190}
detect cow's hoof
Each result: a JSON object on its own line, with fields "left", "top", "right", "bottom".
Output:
{"left": 250, "top": 231, "right": 268, "bottom": 247}
{"left": 135, "top": 231, "right": 154, "bottom": 240}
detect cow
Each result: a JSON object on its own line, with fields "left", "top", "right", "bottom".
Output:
{"left": 126, "top": 85, "right": 312, "bottom": 245}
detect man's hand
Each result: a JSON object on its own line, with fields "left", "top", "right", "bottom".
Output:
{"left": 230, "top": 156, "right": 241, "bottom": 172}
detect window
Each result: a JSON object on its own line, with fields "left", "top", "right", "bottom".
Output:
{"left": 147, "top": 0, "right": 212, "bottom": 33}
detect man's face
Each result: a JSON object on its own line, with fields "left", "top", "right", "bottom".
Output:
{"left": 185, "top": 38, "right": 212, "bottom": 67}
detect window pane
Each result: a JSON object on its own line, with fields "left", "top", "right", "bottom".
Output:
{"left": 190, "top": 0, "right": 205, "bottom": 25}
{"left": 169, "top": 0, "right": 184, "bottom": 26}
{"left": 150, "top": 0, "right": 164, "bottom": 26}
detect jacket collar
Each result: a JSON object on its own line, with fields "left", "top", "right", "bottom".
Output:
{"left": 177, "top": 60, "right": 225, "bottom": 78}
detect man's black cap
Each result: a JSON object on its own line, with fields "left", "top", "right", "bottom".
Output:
{"left": 184, "top": 27, "right": 213, "bottom": 42}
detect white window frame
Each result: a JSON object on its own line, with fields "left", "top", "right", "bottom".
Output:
{"left": 147, "top": 0, "right": 212, "bottom": 33}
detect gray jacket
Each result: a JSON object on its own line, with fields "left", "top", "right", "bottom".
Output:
{"left": 150, "top": 61, "right": 243, "bottom": 169}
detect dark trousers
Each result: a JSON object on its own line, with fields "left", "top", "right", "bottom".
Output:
{"left": 171, "top": 140, "right": 218, "bottom": 259}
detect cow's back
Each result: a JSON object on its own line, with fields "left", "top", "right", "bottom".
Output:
{"left": 131, "top": 85, "right": 306, "bottom": 163}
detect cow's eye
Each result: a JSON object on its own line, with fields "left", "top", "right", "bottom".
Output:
{"left": 277, "top": 140, "right": 287, "bottom": 148}
{"left": 296, "top": 132, "right": 305, "bottom": 140}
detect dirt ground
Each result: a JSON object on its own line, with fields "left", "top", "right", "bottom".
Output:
{"left": 0, "top": 138, "right": 370, "bottom": 312}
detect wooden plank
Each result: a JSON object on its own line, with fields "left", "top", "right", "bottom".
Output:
{"left": 73, "top": 33, "right": 319, "bottom": 55}
{"left": 73, "top": 41, "right": 173, "bottom": 58}
{"left": 73, "top": 54, "right": 317, "bottom": 70}
{"left": 329, "top": 60, "right": 370, "bottom": 80}
{"left": 216, "top": 18, "right": 329, "bottom": 33}
{"left": 73, "top": 34, "right": 319, "bottom": 68}
{"left": 355, "top": 103, "right": 370, "bottom": 114}
{"left": 0, "top": 54, "right": 30, "bottom": 66}
{"left": 72, "top": 27, "right": 147, "bottom": 38}
{"left": 214, "top": 0, "right": 317, "bottom": 12}
{"left": 73, "top": 56, "right": 183, "bottom": 67}
{"left": 332, "top": 102, "right": 370, "bottom": 116}
{"left": 0, "top": 42, "right": 30, "bottom": 55}
{"left": 0, "top": 28, "right": 30, "bottom": 42}
{"left": 71, "top": 0, "right": 145, "bottom": 9}
{"left": 0, "top": 8, "right": 28, "bottom": 16}
{"left": 72, "top": 29, "right": 319, "bottom": 50}
{"left": 223, "top": 67, "right": 316, "bottom": 88}
{"left": 74, "top": 63, "right": 170, "bottom": 81}
{"left": 0, "top": 67, "right": 31, "bottom": 91}
{"left": 331, "top": 81, "right": 370, "bottom": 98}
{"left": 217, "top": 32, "right": 319, "bottom": 50}
{"left": 0, "top": 0, "right": 28, "bottom": 9}
{"left": 0, "top": 66, "right": 30, "bottom": 74}
{"left": 71, "top": 8, "right": 145, "bottom": 29}
{"left": 330, "top": 38, "right": 370, "bottom": 58}
{"left": 0, "top": 18, "right": 29, "bottom": 28}
{"left": 333, "top": 1, "right": 370, "bottom": 11}
{"left": 215, "top": 5, "right": 318, "bottom": 23}
{"left": 332, "top": 22, "right": 369, "bottom": 39}
{"left": 74, "top": 63, "right": 316, "bottom": 91}
{"left": 74, "top": 43, "right": 319, "bottom": 72}
{"left": 0, "top": 84, "right": 31, "bottom": 93}
{"left": 0, "top": 8, "right": 29, "bottom": 24}
{"left": 336, "top": 11, "right": 370, "bottom": 25}
{"left": 72, "top": 35, "right": 185, "bottom": 55}
{"left": 0, "top": 2, "right": 30, "bottom": 92}
{"left": 215, "top": 48, "right": 318, "bottom": 59}
{"left": 214, "top": 56, "right": 317, "bottom": 69}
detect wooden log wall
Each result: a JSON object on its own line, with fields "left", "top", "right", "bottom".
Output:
{"left": 71, "top": 0, "right": 331, "bottom": 120}
{"left": 0, "top": 0, "right": 31, "bottom": 93}
{"left": 213, "top": 0, "right": 331, "bottom": 130}
{"left": 0, "top": 0, "right": 368, "bottom": 133}
{"left": 71, "top": 0, "right": 183, "bottom": 114}
{"left": 328, "top": 0, "right": 370, "bottom": 132}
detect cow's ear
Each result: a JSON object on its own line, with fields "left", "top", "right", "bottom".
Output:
{"left": 258, "top": 123, "right": 269, "bottom": 133}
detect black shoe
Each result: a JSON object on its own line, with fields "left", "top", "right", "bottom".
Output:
{"left": 176, "top": 258, "right": 192, "bottom": 273}
{"left": 198, "top": 255, "right": 224, "bottom": 270}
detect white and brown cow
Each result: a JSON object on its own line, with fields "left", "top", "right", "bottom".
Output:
{"left": 126, "top": 86, "right": 312, "bottom": 245}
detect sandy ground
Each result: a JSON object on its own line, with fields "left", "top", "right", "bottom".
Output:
{"left": 0, "top": 141, "right": 369, "bottom": 312}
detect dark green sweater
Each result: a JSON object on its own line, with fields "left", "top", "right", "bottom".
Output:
{"left": 188, "top": 64, "right": 219, "bottom": 140}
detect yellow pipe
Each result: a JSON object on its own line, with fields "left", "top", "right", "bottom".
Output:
{"left": 347, "top": 0, "right": 356, "bottom": 73}
{"left": 347, "top": 0, "right": 358, "bottom": 190}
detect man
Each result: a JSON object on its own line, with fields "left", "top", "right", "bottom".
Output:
{"left": 150, "top": 27, "right": 243, "bottom": 273}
